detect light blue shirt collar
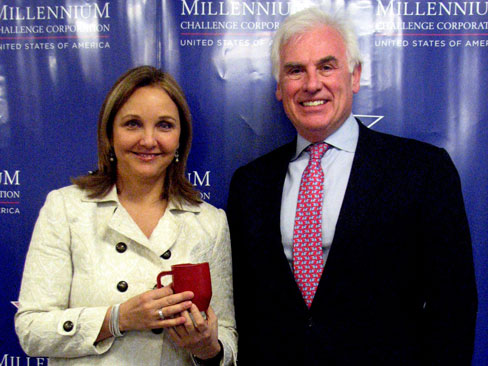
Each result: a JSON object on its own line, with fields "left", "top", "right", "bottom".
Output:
{"left": 293, "top": 114, "right": 359, "bottom": 160}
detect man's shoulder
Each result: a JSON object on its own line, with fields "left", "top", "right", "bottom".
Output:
{"left": 239, "top": 140, "right": 295, "bottom": 172}
{"left": 229, "top": 140, "right": 295, "bottom": 190}
{"left": 360, "top": 123, "right": 445, "bottom": 158}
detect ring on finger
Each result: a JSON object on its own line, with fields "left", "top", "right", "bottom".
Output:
{"left": 158, "top": 308, "right": 165, "bottom": 320}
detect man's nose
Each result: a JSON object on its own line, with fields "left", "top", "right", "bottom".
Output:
{"left": 303, "top": 70, "right": 322, "bottom": 93}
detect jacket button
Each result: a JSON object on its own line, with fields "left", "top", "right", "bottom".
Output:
{"left": 151, "top": 328, "right": 163, "bottom": 334}
{"left": 115, "top": 242, "right": 127, "bottom": 253}
{"left": 117, "top": 281, "right": 128, "bottom": 292}
{"left": 308, "top": 317, "right": 313, "bottom": 328}
{"left": 161, "top": 250, "right": 171, "bottom": 260}
{"left": 63, "top": 321, "right": 74, "bottom": 332}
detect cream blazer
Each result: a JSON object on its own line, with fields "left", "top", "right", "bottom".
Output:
{"left": 15, "top": 185, "right": 237, "bottom": 366}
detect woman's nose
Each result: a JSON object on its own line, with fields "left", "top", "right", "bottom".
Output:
{"left": 140, "top": 129, "right": 156, "bottom": 147}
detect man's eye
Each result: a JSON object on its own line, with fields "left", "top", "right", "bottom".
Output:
{"left": 286, "top": 68, "right": 303, "bottom": 79}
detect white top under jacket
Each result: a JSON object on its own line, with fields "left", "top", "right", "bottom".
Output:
{"left": 15, "top": 185, "right": 237, "bottom": 366}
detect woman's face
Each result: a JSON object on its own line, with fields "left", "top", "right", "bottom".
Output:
{"left": 112, "top": 85, "right": 181, "bottom": 186}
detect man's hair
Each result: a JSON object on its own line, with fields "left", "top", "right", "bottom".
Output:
{"left": 271, "top": 7, "right": 363, "bottom": 80}
{"left": 72, "top": 65, "right": 201, "bottom": 205}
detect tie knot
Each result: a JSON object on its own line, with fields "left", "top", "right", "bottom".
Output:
{"left": 306, "top": 143, "right": 328, "bottom": 161}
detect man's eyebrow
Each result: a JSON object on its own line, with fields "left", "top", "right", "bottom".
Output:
{"left": 316, "top": 56, "right": 338, "bottom": 65}
{"left": 283, "top": 62, "right": 303, "bottom": 69}
{"left": 283, "top": 56, "right": 339, "bottom": 69}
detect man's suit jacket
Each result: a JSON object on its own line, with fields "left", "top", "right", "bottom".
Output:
{"left": 227, "top": 121, "right": 477, "bottom": 366}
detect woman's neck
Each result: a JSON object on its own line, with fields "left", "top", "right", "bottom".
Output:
{"left": 115, "top": 176, "right": 168, "bottom": 239}
{"left": 116, "top": 173, "right": 165, "bottom": 205}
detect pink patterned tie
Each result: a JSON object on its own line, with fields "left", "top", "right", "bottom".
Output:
{"left": 293, "top": 142, "right": 328, "bottom": 308}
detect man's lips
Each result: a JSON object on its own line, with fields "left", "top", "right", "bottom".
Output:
{"left": 300, "top": 99, "right": 326, "bottom": 107}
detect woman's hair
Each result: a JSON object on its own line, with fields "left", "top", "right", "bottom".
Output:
{"left": 271, "top": 7, "right": 363, "bottom": 80}
{"left": 72, "top": 65, "right": 201, "bottom": 205}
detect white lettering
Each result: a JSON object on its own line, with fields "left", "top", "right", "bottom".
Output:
{"left": 1, "top": 170, "right": 20, "bottom": 185}
{"left": 0, "top": 3, "right": 111, "bottom": 20}
{"left": 188, "top": 171, "right": 210, "bottom": 187}
{"left": 0, "top": 191, "right": 20, "bottom": 198}
{"left": 0, "top": 355, "right": 47, "bottom": 366}
{"left": 376, "top": 0, "right": 488, "bottom": 16}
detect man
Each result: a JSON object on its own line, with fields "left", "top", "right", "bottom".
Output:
{"left": 226, "top": 8, "right": 477, "bottom": 366}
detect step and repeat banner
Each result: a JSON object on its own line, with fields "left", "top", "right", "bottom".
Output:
{"left": 0, "top": 0, "right": 487, "bottom": 364}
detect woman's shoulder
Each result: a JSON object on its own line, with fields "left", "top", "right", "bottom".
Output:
{"left": 45, "top": 184, "right": 90, "bottom": 201}
{"left": 43, "top": 185, "right": 114, "bottom": 210}
{"left": 174, "top": 199, "right": 227, "bottom": 227}
{"left": 197, "top": 200, "right": 226, "bottom": 218}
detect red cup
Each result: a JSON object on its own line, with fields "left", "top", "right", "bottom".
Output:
{"left": 157, "top": 262, "right": 212, "bottom": 311}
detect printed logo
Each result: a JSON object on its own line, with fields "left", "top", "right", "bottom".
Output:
{"left": 372, "top": 0, "right": 488, "bottom": 49}
{"left": 178, "top": 0, "right": 311, "bottom": 48}
{"left": 354, "top": 115, "right": 385, "bottom": 128}
{"left": 0, "top": 354, "right": 48, "bottom": 365}
{"left": 0, "top": 170, "right": 20, "bottom": 215}
{"left": 0, "top": 3, "right": 112, "bottom": 52}
{"left": 187, "top": 170, "right": 211, "bottom": 200}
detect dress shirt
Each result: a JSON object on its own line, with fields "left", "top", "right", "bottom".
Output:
{"left": 281, "top": 114, "right": 359, "bottom": 267}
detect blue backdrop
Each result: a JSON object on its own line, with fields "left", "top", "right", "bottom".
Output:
{"left": 0, "top": 1, "right": 486, "bottom": 364}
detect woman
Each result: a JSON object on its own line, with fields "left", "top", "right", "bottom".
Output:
{"left": 15, "top": 66, "right": 237, "bottom": 365}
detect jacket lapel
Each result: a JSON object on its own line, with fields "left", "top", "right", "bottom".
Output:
{"left": 312, "top": 122, "right": 387, "bottom": 308}
{"left": 266, "top": 141, "right": 312, "bottom": 312}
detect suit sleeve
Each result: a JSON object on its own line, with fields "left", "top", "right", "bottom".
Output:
{"left": 226, "top": 167, "right": 254, "bottom": 363}
{"left": 419, "top": 148, "right": 477, "bottom": 365}
{"left": 208, "top": 208, "right": 238, "bottom": 366}
{"left": 225, "top": 168, "right": 244, "bottom": 325}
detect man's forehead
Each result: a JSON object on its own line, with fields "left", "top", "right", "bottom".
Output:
{"left": 279, "top": 26, "right": 346, "bottom": 65}
{"left": 283, "top": 24, "right": 343, "bottom": 47}
{"left": 283, "top": 56, "right": 338, "bottom": 68}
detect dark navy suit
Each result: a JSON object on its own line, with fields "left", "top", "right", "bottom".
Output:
{"left": 227, "top": 121, "right": 477, "bottom": 365}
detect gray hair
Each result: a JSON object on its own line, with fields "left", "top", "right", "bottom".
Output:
{"left": 271, "top": 7, "right": 362, "bottom": 80}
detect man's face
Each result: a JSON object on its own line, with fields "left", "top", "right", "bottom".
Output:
{"left": 276, "top": 25, "right": 361, "bottom": 142}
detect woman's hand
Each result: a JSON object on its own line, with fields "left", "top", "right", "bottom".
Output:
{"left": 119, "top": 286, "right": 194, "bottom": 332}
{"left": 168, "top": 305, "right": 221, "bottom": 360}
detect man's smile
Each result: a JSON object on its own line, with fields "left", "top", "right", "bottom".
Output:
{"left": 301, "top": 99, "right": 326, "bottom": 107}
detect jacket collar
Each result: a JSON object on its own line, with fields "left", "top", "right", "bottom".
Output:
{"left": 81, "top": 185, "right": 201, "bottom": 213}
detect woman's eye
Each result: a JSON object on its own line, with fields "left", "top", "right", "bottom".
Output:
{"left": 125, "top": 120, "right": 140, "bottom": 128}
{"left": 158, "top": 121, "right": 173, "bottom": 130}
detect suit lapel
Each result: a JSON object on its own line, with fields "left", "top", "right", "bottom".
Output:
{"left": 261, "top": 141, "right": 296, "bottom": 261}
{"left": 255, "top": 141, "right": 311, "bottom": 309}
{"left": 312, "top": 122, "right": 387, "bottom": 307}
{"left": 269, "top": 141, "right": 318, "bottom": 312}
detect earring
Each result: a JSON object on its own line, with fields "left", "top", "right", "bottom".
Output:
{"left": 174, "top": 150, "right": 179, "bottom": 163}
{"left": 109, "top": 150, "right": 116, "bottom": 163}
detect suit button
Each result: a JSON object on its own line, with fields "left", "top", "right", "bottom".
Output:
{"left": 152, "top": 328, "right": 163, "bottom": 334}
{"left": 308, "top": 317, "right": 313, "bottom": 328}
{"left": 117, "top": 281, "right": 128, "bottom": 292}
{"left": 161, "top": 250, "right": 171, "bottom": 260}
{"left": 115, "top": 242, "right": 127, "bottom": 253}
{"left": 63, "top": 321, "right": 74, "bottom": 332}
